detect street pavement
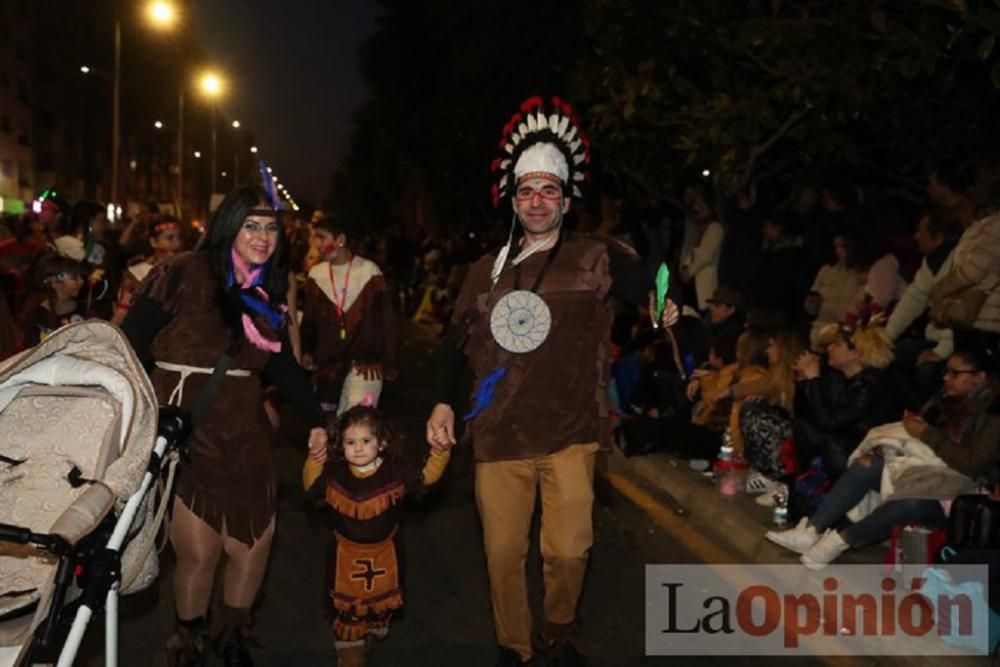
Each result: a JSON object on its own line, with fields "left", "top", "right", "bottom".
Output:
{"left": 67, "top": 325, "right": 848, "bottom": 666}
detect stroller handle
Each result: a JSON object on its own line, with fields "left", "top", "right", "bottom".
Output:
{"left": 0, "top": 522, "right": 70, "bottom": 556}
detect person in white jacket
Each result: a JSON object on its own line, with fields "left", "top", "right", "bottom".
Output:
{"left": 680, "top": 184, "right": 725, "bottom": 311}
{"left": 886, "top": 210, "right": 963, "bottom": 396}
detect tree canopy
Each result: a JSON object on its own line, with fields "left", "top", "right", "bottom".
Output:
{"left": 329, "top": 0, "right": 1000, "bottom": 233}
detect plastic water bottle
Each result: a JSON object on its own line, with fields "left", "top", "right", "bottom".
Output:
{"left": 773, "top": 491, "right": 788, "bottom": 528}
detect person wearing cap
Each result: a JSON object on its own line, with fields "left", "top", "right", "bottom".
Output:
{"left": 706, "top": 287, "right": 745, "bottom": 337}
{"left": 425, "top": 97, "right": 679, "bottom": 666}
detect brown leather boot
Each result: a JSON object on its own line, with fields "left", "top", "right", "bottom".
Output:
{"left": 211, "top": 605, "right": 255, "bottom": 666}
{"left": 337, "top": 644, "right": 366, "bottom": 667}
{"left": 163, "top": 616, "right": 209, "bottom": 667}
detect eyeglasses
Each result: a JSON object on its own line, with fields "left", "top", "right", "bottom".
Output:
{"left": 242, "top": 221, "right": 280, "bottom": 235}
{"left": 944, "top": 367, "right": 978, "bottom": 378}
{"left": 515, "top": 185, "right": 563, "bottom": 202}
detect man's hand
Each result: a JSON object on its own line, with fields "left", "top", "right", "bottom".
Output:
{"left": 660, "top": 298, "right": 680, "bottom": 329}
{"left": 355, "top": 362, "right": 383, "bottom": 381}
{"left": 426, "top": 403, "right": 456, "bottom": 452}
{"left": 307, "top": 427, "right": 328, "bottom": 464}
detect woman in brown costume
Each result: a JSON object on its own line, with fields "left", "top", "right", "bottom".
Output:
{"left": 122, "top": 185, "right": 327, "bottom": 666}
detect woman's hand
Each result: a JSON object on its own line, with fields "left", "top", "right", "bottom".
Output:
{"left": 307, "top": 427, "right": 328, "bottom": 464}
{"left": 794, "top": 351, "right": 821, "bottom": 380}
{"left": 355, "top": 362, "right": 383, "bottom": 381}
{"left": 903, "top": 411, "right": 929, "bottom": 439}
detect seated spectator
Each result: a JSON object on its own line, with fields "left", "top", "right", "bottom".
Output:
{"left": 887, "top": 208, "right": 964, "bottom": 401}
{"left": 17, "top": 253, "right": 91, "bottom": 348}
{"left": 735, "top": 330, "right": 806, "bottom": 492}
{"left": 805, "top": 230, "right": 865, "bottom": 345}
{"left": 704, "top": 287, "right": 744, "bottom": 337}
{"left": 766, "top": 349, "right": 999, "bottom": 569}
{"left": 846, "top": 241, "right": 908, "bottom": 324}
{"left": 792, "top": 319, "right": 897, "bottom": 481}
{"left": 722, "top": 329, "right": 770, "bottom": 457}
{"left": 677, "top": 332, "right": 739, "bottom": 462}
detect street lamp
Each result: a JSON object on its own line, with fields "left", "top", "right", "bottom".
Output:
{"left": 111, "top": 0, "right": 179, "bottom": 207}
{"left": 154, "top": 120, "right": 164, "bottom": 129}
{"left": 147, "top": 1, "right": 177, "bottom": 27}
{"left": 250, "top": 145, "right": 257, "bottom": 154}
{"left": 231, "top": 120, "right": 240, "bottom": 129}
{"left": 198, "top": 70, "right": 225, "bottom": 196}
{"left": 193, "top": 150, "right": 201, "bottom": 158}
{"left": 80, "top": 65, "right": 91, "bottom": 74}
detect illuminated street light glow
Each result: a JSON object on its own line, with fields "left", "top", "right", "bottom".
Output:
{"left": 199, "top": 72, "right": 224, "bottom": 97}
{"left": 80, "top": 65, "right": 91, "bottom": 74}
{"left": 250, "top": 146, "right": 258, "bottom": 153}
{"left": 147, "top": 1, "right": 177, "bottom": 28}
{"left": 702, "top": 169, "right": 711, "bottom": 177}
{"left": 193, "top": 150, "right": 202, "bottom": 158}
{"left": 154, "top": 120, "right": 164, "bottom": 129}
{"left": 266, "top": 167, "right": 272, "bottom": 174}
{"left": 221, "top": 171, "right": 228, "bottom": 177}
{"left": 232, "top": 120, "right": 241, "bottom": 129}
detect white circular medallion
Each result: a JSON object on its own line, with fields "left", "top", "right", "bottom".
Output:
{"left": 489, "top": 290, "right": 552, "bottom": 353}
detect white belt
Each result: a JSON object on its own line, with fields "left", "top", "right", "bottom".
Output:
{"left": 155, "top": 361, "right": 252, "bottom": 406}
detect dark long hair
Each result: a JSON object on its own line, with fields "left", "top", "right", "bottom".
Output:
{"left": 204, "top": 185, "right": 289, "bottom": 345}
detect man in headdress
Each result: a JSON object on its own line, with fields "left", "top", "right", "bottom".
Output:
{"left": 426, "top": 96, "right": 679, "bottom": 666}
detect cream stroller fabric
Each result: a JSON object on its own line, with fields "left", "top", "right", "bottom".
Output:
{"left": 0, "top": 320, "right": 158, "bottom": 653}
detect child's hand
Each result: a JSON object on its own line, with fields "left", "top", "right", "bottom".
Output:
{"left": 685, "top": 379, "right": 699, "bottom": 401}
{"left": 307, "top": 427, "right": 328, "bottom": 464}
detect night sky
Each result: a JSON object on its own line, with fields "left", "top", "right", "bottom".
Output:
{"left": 192, "top": 0, "right": 378, "bottom": 206}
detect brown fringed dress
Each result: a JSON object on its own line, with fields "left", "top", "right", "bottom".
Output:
{"left": 123, "top": 251, "right": 325, "bottom": 545}
{"left": 303, "top": 451, "right": 449, "bottom": 642}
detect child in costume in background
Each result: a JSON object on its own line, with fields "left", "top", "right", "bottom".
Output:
{"left": 302, "top": 402, "right": 449, "bottom": 667}
{"left": 18, "top": 253, "right": 91, "bottom": 348}
{"left": 111, "top": 214, "right": 183, "bottom": 325}
{"left": 300, "top": 217, "right": 398, "bottom": 415}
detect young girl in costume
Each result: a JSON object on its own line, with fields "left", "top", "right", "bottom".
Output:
{"left": 300, "top": 217, "right": 397, "bottom": 414}
{"left": 303, "top": 403, "right": 449, "bottom": 667}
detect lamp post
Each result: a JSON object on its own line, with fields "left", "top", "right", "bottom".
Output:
{"left": 198, "top": 71, "right": 224, "bottom": 198}
{"left": 110, "top": 1, "right": 177, "bottom": 207}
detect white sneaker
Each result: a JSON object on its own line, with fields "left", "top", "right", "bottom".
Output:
{"left": 745, "top": 471, "right": 775, "bottom": 494}
{"left": 755, "top": 483, "right": 788, "bottom": 507}
{"left": 765, "top": 517, "right": 819, "bottom": 554}
{"left": 800, "top": 529, "right": 849, "bottom": 570}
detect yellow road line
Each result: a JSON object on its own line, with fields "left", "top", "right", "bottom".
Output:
{"left": 602, "top": 471, "right": 735, "bottom": 564}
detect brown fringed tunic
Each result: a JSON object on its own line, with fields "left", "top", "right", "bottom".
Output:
{"left": 300, "top": 256, "right": 398, "bottom": 410}
{"left": 123, "top": 251, "right": 325, "bottom": 545}
{"left": 451, "top": 236, "right": 615, "bottom": 462}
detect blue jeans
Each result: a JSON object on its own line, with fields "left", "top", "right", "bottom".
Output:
{"left": 810, "top": 455, "right": 946, "bottom": 548}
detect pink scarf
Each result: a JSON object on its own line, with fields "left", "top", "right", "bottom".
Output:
{"left": 231, "top": 248, "right": 284, "bottom": 353}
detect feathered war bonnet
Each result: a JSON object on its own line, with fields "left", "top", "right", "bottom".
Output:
{"left": 490, "top": 95, "right": 591, "bottom": 208}
{"left": 488, "top": 96, "right": 591, "bottom": 285}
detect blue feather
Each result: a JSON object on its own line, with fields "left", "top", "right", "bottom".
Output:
{"left": 463, "top": 367, "right": 508, "bottom": 421}
{"left": 258, "top": 160, "right": 283, "bottom": 211}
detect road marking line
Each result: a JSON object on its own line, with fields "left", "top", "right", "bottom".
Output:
{"left": 602, "top": 471, "right": 735, "bottom": 563}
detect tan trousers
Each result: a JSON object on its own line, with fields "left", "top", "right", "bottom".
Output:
{"left": 475, "top": 442, "right": 599, "bottom": 661}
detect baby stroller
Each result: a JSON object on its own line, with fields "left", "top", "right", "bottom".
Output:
{"left": 0, "top": 321, "right": 186, "bottom": 666}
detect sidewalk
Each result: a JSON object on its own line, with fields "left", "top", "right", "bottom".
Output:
{"left": 603, "top": 447, "right": 885, "bottom": 565}
{"left": 602, "top": 448, "right": 991, "bottom": 666}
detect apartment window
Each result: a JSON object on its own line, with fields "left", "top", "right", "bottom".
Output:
{"left": 17, "top": 121, "right": 29, "bottom": 146}
{"left": 18, "top": 162, "right": 30, "bottom": 188}
{"left": 36, "top": 151, "right": 54, "bottom": 171}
